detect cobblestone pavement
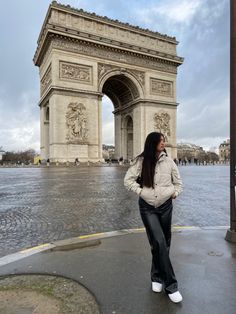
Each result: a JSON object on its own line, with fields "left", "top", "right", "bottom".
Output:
{"left": 0, "top": 165, "right": 230, "bottom": 257}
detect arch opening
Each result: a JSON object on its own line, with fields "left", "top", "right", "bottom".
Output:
{"left": 102, "top": 74, "right": 140, "bottom": 109}
{"left": 101, "top": 74, "right": 139, "bottom": 161}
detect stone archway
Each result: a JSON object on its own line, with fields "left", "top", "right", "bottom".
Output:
{"left": 34, "top": 1, "right": 183, "bottom": 162}
{"left": 99, "top": 71, "right": 141, "bottom": 160}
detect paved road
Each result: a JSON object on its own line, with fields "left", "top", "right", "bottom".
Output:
{"left": 0, "top": 165, "right": 230, "bottom": 257}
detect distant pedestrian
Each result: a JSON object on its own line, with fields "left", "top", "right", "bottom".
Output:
{"left": 184, "top": 157, "right": 187, "bottom": 166}
{"left": 75, "top": 158, "right": 80, "bottom": 166}
{"left": 124, "top": 132, "right": 183, "bottom": 303}
{"left": 119, "top": 156, "right": 124, "bottom": 165}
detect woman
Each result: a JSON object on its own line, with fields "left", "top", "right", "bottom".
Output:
{"left": 124, "top": 132, "right": 183, "bottom": 303}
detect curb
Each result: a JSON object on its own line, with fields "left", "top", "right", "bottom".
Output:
{"left": 0, "top": 226, "right": 229, "bottom": 268}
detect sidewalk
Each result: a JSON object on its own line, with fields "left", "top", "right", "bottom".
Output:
{"left": 0, "top": 227, "right": 236, "bottom": 313}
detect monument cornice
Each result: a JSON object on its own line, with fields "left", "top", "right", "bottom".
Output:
{"left": 38, "top": 86, "right": 103, "bottom": 107}
{"left": 34, "top": 26, "right": 183, "bottom": 66}
{"left": 51, "top": 1, "right": 177, "bottom": 42}
{"left": 38, "top": 1, "right": 177, "bottom": 45}
{"left": 35, "top": 33, "right": 182, "bottom": 74}
{"left": 34, "top": 1, "right": 184, "bottom": 67}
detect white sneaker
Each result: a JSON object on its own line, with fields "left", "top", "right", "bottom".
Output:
{"left": 152, "top": 281, "right": 163, "bottom": 292}
{"left": 168, "top": 291, "right": 183, "bottom": 303}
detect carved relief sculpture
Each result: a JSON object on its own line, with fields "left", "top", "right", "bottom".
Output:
{"left": 60, "top": 61, "right": 92, "bottom": 84}
{"left": 48, "top": 7, "right": 177, "bottom": 54}
{"left": 98, "top": 63, "right": 145, "bottom": 86}
{"left": 154, "top": 112, "right": 171, "bottom": 142}
{"left": 40, "top": 64, "right": 52, "bottom": 95}
{"left": 98, "top": 63, "right": 114, "bottom": 78}
{"left": 66, "top": 102, "right": 88, "bottom": 143}
{"left": 150, "top": 78, "right": 173, "bottom": 97}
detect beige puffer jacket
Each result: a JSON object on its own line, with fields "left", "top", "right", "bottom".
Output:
{"left": 124, "top": 152, "right": 183, "bottom": 208}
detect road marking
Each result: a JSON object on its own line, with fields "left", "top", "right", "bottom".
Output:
{"left": 79, "top": 233, "right": 106, "bottom": 239}
{"left": 0, "top": 244, "right": 55, "bottom": 267}
{"left": 0, "top": 226, "right": 229, "bottom": 267}
{"left": 20, "top": 243, "right": 51, "bottom": 253}
{"left": 173, "top": 226, "right": 200, "bottom": 229}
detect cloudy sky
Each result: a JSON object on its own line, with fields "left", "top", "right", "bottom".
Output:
{"left": 0, "top": 0, "right": 229, "bottom": 153}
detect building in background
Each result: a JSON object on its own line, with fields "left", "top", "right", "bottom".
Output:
{"left": 177, "top": 143, "right": 219, "bottom": 164}
{"left": 219, "top": 139, "right": 230, "bottom": 163}
{"left": 177, "top": 143, "right": 205, "bottom": 163}
{"left": 0, "top": 148, "right": 5, "bottom": 161}
{"left": 102, "top": 145, "right": 115, "bottom": 160}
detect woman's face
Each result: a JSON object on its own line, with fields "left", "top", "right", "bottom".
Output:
{"left": 156, "top": 136, "right": 165, "bottom": 152}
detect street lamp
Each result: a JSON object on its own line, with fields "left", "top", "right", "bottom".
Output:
{"left": 225, "top": 0, "right": 236, "bottom": 242}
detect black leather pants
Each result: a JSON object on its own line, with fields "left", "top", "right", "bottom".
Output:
{"left": 138, "top": 196, "right": 178, "bottom": 294}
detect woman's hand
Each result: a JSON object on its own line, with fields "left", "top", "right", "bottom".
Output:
{"left": 171, "top": 192, "right": 177, "bottom": 199}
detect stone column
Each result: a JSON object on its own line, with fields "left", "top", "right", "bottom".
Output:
{"left": 114, "top": 113, "right": 122, "bottom": 159}
{"left": 132, "top": 104, "right": 144, "bottom": 157}
{"left": 41, "top": 105, "right": 50, "bottom": 160}
{"left": 40, "top": 106, "right": 46, "bottom": 160}
{"left": 97, "top": 95, "right": 103, "bottom": 160}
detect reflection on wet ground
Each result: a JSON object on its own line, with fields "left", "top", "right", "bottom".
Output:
{"left": 0, "top": 165, "right": 229, "bottom": 257}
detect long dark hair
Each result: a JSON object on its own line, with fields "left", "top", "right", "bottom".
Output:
{"left": 138, "top": 132, "right": 167, "bottom": 188}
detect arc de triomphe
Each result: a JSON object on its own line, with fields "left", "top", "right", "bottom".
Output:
{"left": 34, "top": 1, "right": 183, "bottom": 162}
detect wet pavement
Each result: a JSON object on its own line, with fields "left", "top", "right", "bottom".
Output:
{"left": 0, "top": 228, "right": 235, "bottom": 314}
{"left": 0, "top": 165, "right": 230, "bottom": 257}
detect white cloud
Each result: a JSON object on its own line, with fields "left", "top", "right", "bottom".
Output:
{"left": 157, "top": 0, "right": 202, "bottom": 23}
{"left": 102, "top": 96, "right": 114, "bottom": 145}
{"left": 102, "top": 121, "right": 114, "bottom": 145}
{"left": 136, "top": 0, "right": 202, "bottom": 27}
{"left": 0, "top": 90, "right": 39, "bottom": 152}
{"left": 0, "top": 123, "right": 40, "bottom": 152}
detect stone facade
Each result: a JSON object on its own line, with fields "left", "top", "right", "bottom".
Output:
{"left": 34, "top": 1, "right": 183, "bottom": 162}
{"left": 177, "top": 143, "right": 206, "bottom": 161}
{"left": 0, "top": 150, "right": 5, "bottom": 161}
{"left": 219, "top": 139, "right": 230, "bottom": 162}
{"left": 177, "top": 143, "right": 219, "bottom": 163}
